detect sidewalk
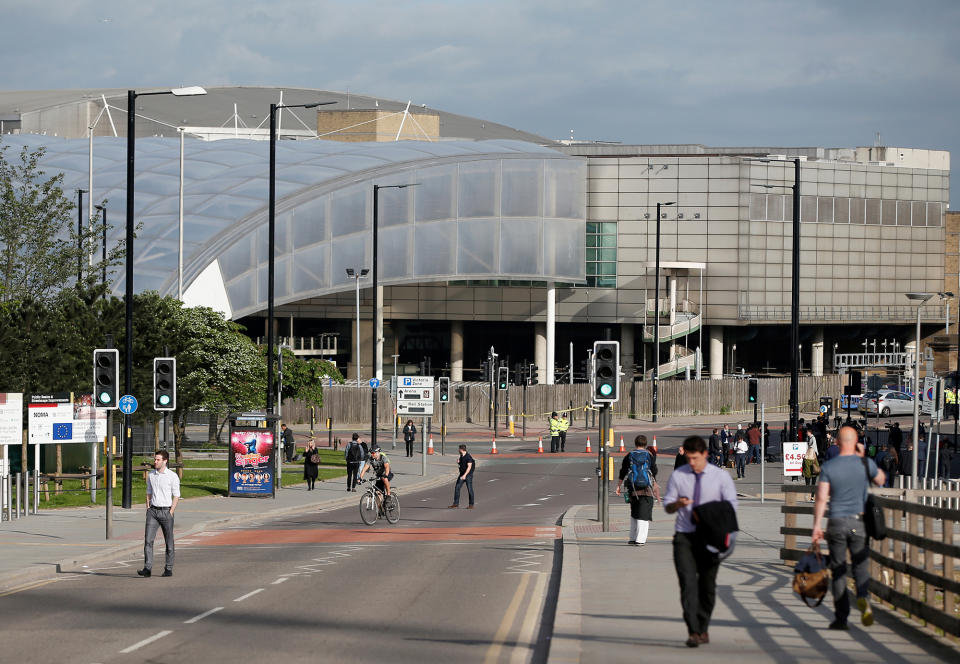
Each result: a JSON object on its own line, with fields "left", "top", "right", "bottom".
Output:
{"left": 0, "top": 451, "right": 457, "bottom": 593}
{"left": 552, "top": 472, "right": 960, "bottom": 662}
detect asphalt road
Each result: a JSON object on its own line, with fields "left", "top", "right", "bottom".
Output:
{"left": 0, "top": 456, "right": 597, "bottom": 664}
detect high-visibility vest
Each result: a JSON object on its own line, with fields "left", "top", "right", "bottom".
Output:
{"left": 549, "top": 417, "right": 561, "bottom": 436}
{"left": 946, "top": 389, "right": 957, "bottom": 405}
{"left": 558, "top": 417, "right": 570, "bottom": 432}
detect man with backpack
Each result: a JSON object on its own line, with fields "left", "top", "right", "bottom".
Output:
{"left": 615, "top": 435, "right": 659, "bottom": 545}
{"left": 344, "top": 433, "right": 364, "bottom": 492}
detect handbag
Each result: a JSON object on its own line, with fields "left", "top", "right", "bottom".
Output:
{"left": 309, "top": 453, "right": 320, "bottom": 465}
{"left": 862, "top": 457, "right": 886, "bottom": 540}
{"left": 793, "top": 545, "right": 830, "bottom": 606}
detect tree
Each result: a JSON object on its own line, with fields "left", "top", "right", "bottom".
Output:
{"left": 278, "top": 348, "right": 343, "bottom": 407}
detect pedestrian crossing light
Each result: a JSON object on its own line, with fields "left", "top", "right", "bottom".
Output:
{"left": 153, "top": 357, "right": 176, "bottom": 411}
{"left": 748, "top": 378, "right": 758, "bottom": 403}
{"left": 497, "top": 366, "right": 508, "bottom": 390}
{"left": 529, "top": 363, "right": 538, "bottom": 386}
{"left": 592, "top": 341, "right": 620, "bottom": 403}
{"left": 438, "top": 376, "right": 450, "bottom": 402}
{"left": 93, "top": 349, "right": 119, "bottom": 409}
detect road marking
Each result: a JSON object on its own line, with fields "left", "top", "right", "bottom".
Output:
{"left": 510, "top": 572, "right": 548, "bottom": 663}
{"left": 119, "top": 630, "right": 172, "bottom": 654}
{"left": 513, "top": 503, "right": 540, "bottom": 507}
{"left": 233, "top": 588, "right": 264, "bottom": 602}
{"left": 272, "top": 577, "right": 289, "bottom": 585}
{"left": 537, "top": 497, "right": 550, "bottom": 501}
{"left": 487, "top": 478, "right": 499, "bottom": 482}
{"left": 184, "top": 607, "right": 223, "bottom": 624}
{"left": 484, "top": 573, "right": 531, "bottom": 664}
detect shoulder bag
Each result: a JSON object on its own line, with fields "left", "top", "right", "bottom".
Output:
{"left": 861, "top": 457, "right": 886, "bottom": 540}
{"left": 793, "top": 545, "right": 830, "bottom": 606}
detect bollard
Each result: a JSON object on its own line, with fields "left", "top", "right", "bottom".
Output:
{"left": 33, "top": 469, "right": 39, "bottom": 515}
{"left": 14, "top": 472, "right": 20, "bottom": 520}
{"left": 4, "top": 473, "right": 10, "bottom": 521}
{"left": 21, "top": 471, "right": 27, "bottom": 517}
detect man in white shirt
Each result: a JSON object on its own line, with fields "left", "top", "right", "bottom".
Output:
{"left": 137, "top": 450, "right": 181, "bottom": 578}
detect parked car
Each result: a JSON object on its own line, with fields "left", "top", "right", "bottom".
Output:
{"left": 859, "top": 390, "right": 914, "bottom": 417}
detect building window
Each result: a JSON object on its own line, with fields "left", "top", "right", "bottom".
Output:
{"left": 585, "top": 221, "right": 617, "bottom": 288}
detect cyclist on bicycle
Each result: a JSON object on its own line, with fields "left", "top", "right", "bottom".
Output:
{"left": 359, "top": 444, "right": 393, "bottom": 496}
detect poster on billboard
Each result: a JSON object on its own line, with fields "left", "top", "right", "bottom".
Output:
{"left": 782, "top": 441, "right": 808, "bottom": 477}
{"left": 228, "top": 428, "right": 275, "bottom": 497}
{"left": 28, "top": 393, "right": 107, "bottom": 445}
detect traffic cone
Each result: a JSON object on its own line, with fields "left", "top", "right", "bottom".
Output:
{"left": 651, "top": 435, "right": 658, "bottom": 454}
{"left": 618, "top": 436, "right": 626, "bottom": 452}
{"left": 490, "top": 437, "right": 499, "bottom": 454}
{"left": 427, "top": 435, "right": 435, "bottom": 455}
{"left": 537, "top": 436, "right": 544, "bottom": 453}
{"left": 584, "top": 436, "right": 592, "bottom": 453}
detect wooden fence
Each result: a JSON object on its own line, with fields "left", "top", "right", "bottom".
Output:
{"left": 781, "top": 484, "right": 960, "bottom": 637}
{"left": 281, "top": 375, "right": 844, "bottom": 427}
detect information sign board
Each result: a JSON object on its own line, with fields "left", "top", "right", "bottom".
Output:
{"left": 228, "top": 428, "right": 275, "bottom": 497}
{"left": 0, "top": 393, "right": 23, "bottom": 446}
{"left": 783, "top": 442, "right": 808, "bottom": 477}
{"left": 396, "top": 376, "right": 435, "bottom": 415}
{"left": 28, "top": 393, "right": 106, "bottom": 445}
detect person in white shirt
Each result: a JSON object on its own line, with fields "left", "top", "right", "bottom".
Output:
{"left": 137, "top": 450, "right": 181, "bottom": 578}
{"left": 734, "top": 437, "right": 749, "bottom": 479}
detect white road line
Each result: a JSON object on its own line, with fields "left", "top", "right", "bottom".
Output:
{"left": 272, "top": 577, "right": 289, "bottom": 585}
{"left": 184, "top": 607, "right": 223, "bottom": 624}
{"left": 119, "top": 630, "right": 172, "bottom": 654}
{"left": 233, "top": 588, "right": 264, "bottom": 602}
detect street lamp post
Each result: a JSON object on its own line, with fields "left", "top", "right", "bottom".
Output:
{"left": 76, "top": 189, "right": 87, "bottom": 286}
{"left": 267, "top": 100, "right": 336, "bottom": 414}
{"left": 123, "top": 86, "right": 205, "bottom": 509}
{"left": 652, "top": 200, "right": 675, "bottom": 423}
{"left": 95, "top": 204, "right": 107, "bottom": 292}
{"left": 906, "top": 292, "right": 933, "bottom": 487}
{"left": 346, "top": 268, "right": 369, "bottom": 386}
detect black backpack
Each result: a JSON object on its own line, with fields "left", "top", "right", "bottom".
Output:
{"left": 347, "top": 443, "right": 362, "bottom": 463}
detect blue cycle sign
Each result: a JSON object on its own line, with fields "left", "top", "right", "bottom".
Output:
{"left": 118, "top": 395, "right": 138, "bottom": 415}
{"left": 369, "top": 378, "right": 381, "bottom": 389}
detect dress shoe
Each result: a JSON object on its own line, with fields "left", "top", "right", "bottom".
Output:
{"left": 161, "top": 569, "right": 173, "bottom": 577}
{"left": 828, "top": 620, "right": 849, "bottom": 630}
{"left": 136, "top": 568, "right": 151, "bottom": 577}
{"left": 467, "top": 505, "right": 475, "bottom": 509}
{"left": 448, "top": 504, "right": 459, "bottom": 508}
{"left": 685, "top": 634, "right": 699, "bottom": 648}
{"left": 698, "top": 632, "right": 709, "bottom": 644}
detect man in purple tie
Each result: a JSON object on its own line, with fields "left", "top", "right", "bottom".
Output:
{"left": 663, "top": 435, "right": 738, "bottom": 648}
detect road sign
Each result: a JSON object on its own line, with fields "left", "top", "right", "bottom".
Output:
{"left": 397, "top": 400, "right": 434, "bottom": 414}
{"left": 369, "top": 378, "right": 381, "bottom": 389}
{"left": 399, "top": 376, "right": 433, "bottom": 388}
{"left": 118, "top": 395, "right": 138, "bottom": 415}
{"left": 397, "top": 376, "right": 434, "bottom": 415}
{"left": 783, "top": 442, "right": 807, "bottom": 477}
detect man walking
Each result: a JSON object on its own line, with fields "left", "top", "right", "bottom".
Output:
{"left": 137, "top": 450, "right": 180, "bottom": 578}
{"left": 812, "top": 425, "right": 886, "bottom": 630}
{"left": 549, "top": 412, "right": 561, "bottom": 453}
{"left": 448, "top": 444, "right": 475, "bottom": 509}
{"left": 615, "top": 435, "right": 659, "bottom": 545}
{"left": 747, "top": 423, "right": 762, "bottom": 465}
{"left": 345, "top": 433, "right": 363, "bottom": 492}
{"left": 281, "top": 422, "right": 296, "bottom": 462}
{"left": 663, "top": 436, "right": 738, "bottom": 647}
{"left": 708, "top": 428, "right": 722, "bottom": 467}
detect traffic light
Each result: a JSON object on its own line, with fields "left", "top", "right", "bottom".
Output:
{"left": 438, "top": 376, "right": 450, "bottom": 403}
{"left": 579, "top": 358, "right": 588, "bottom": 381}
{"left": 93, "top": 349, "right": 119, "bottom": 409}
{"left": 748, "top": 378, "right": 758, "bottom": 404}
{"left": 529, "top": 363, "right": 538, "bottom": 385}
{"left": 592, "top": 341, "right": 620, "bottom": 403}
{"left": 849, "top": 370, "right": 862, "bottom": 395}
{"left": 497, "top": 366, "right": 508, "bottom": 390}
{"left": 480, "top": 360, "right": 489, "bottom": 381}
{"left": 153, "top": 357, "right": 176, "bottom": 411}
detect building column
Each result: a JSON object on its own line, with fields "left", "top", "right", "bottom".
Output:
{"left": 669, "top": 275, "right": 677, "bottom": 325}
{"left": 709, "top": 325, "right": 724, "bottom": 380}
{"left": 535, "top": 323, "right": 547, "bottom": 377}
{"left": 621, "top": 324, "right": 635, "bottom": 377}
{"left": 811, "top": 326, "right": 824, "bottom": 377}
{"left": 546, "top": 284, "right": 556, "bottom": 384}
{"left": 450, "top": 320, "right": 464, "bottom": 381}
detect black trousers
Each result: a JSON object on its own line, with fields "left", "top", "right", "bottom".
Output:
{"left": 346, "top": 462, "right": 360, "bottom": 489}
{"left": 673, "top": 532, "right": 720, "bottom": 635}
{"left": 550, "top": 436, "right": 560, "bottom": 453}
{"left": 559, "top": 431, "right": 567, "bottom": 451}
{"left": 405, "top": 439, "right": 414, "bottom": 457}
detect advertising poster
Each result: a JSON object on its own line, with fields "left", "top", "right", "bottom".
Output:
{"left": 28, "top": 393, "right": 106, "bottom": 445}
{"left": 228, "top": 428, "right": 275, "bottom": 497}
{"left": 782, "top": 441, "right": 808, "bottom": 477}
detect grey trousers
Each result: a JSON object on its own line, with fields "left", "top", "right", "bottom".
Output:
{"left": 144, "top": 506, "right": 175, "bottom": 571}
{"left": 826, "top": 515, "right": 869, "bottom": 623}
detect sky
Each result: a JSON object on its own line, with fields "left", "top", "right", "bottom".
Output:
{"left": 3, "top": 0, "right": 959, "bottom": 198}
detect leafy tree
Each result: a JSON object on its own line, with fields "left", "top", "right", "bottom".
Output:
{"left": 278, "top": 348, "right": 343, "bottom": 407}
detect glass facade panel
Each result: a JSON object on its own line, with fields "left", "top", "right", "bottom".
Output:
{"left": 292, "top": 196, "right": 327, "bottom": 248}
{"left": 881, "top": 200, "right": 896, "bottom": 225}
{"left": 458, "top": 161, "right": 498, "bottom": 218}
{"left": 897, "top": 201, "right": 911, "bottom": 226}
{"left": 500, "top": 219, "right": 541, "bottom": 274}
{"left": 544, "top": 161, "right": 584, "bottom": 219}
{"left": 768, "top": 195, "right": 784, "bottom": 222}
{"left": 415, "top": 165, "right": 456, "bottom": 222}
{"left": 414, "top": 221, "right": 457, "bottom": 277}
{"left": 379, "top": 226, "right": 412, "bottom": 279}
{"left": 865, "top": 199, "right": 881, "bottom": 224}
{"left": 834, "top": 197, "right": 850, "bottom": 223}
{"left": 585, "top": 219, "right": 616, "bottom": 288}
{"left": 927, "top": 202, "right": 942, "bottom": 227}
{"left": 800, "top": 196, "right": 817, "bottom": 222}
{"left": 458, "top": 219, "right": 499, "bottom": 274}
{"left": 331, "top": 186, "right": 369, "bottom": 236}
{"left": 912, "top": 202, "right": 925, "bottom": 227}
{"left": 750, "top": 194, "right": 766, "bottom": 220}
{"left": 818, "top": 197, "right": 834, "bottom": 223}
{"left": 502, "top": 160, "right": 542, "bottom": 217}
{"left": 851, "top": 198, "right": 865, "bottom": 224}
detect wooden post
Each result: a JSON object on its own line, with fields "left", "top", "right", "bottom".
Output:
{"left": 909, "top": 510, "right": 921, "bottom": 602}
{"left": 55, "top": 443, "right": 62, "bottom": 494}
{"left": 944, "top": 512, "right": 956, "bottom": 619}
{"left": 924, "top": 515, "right": 936, "bottom": 608}
{"left": 784, "top": 486, "right": 798, "bottom": 562}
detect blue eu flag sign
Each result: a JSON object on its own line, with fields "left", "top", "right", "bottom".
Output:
{"left": 53, "top": 423, "right": 73, "bottom": 441}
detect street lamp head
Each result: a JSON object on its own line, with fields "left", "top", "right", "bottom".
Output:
{"left": 360, "top": 268, "right": 370, "bottom": 276}
{"left": 170, "top": 86, "right": 207, "bottom": 96}
{"left": 905, "top": 292, "right": 934, "bottom": 303}
{"left": 345, "top": 268, "right": 355, "bottom": 277}
{"left": 663, "top": 201, "right": 676, "bottom": 207}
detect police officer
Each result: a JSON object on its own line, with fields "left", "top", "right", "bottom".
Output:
{"left": 558, "top": 412, "right": 570, "bottom": 452}
{"left": 945, "top": 387, "right": 957, "bottom": 420}
{"left": 549, "top": 412, "right": 562, "bottom": 453}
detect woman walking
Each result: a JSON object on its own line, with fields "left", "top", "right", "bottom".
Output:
{"left": 403, "top": 419, "right": 417, "bottom": 458}
{"left": 303, "top": 439, "right": 320, "bottom": 490}
{"left": 801, "top": 445, "right": 820, "bottom": 498}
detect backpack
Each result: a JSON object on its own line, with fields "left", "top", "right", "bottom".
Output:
{"left": 346, "top": 442, "right": 362, "bottom": 463}
{"left": 627, "top": 449, "right": 651, "bottom": 490}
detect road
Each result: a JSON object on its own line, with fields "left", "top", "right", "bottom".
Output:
{"left": 0, "top": 455, "right": 596, "bottom": 664}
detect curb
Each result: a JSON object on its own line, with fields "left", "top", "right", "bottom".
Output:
{"left": 549, "top": 504, "right": 585, "bottom": 664}
{"left": 0, "top": 468, "right": 452, "bottom": 594}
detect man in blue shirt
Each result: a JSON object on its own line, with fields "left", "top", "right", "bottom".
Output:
{"left": 812, "top": 426, "right": 886, "bottom": 630}
{"left": 663, "top": 435, "right": 738, "bottom": 648}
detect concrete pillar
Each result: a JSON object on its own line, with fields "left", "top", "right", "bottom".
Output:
{"left": 811, "top": 326, "right": 824, "bottom": 377}
{"left": 546, "top": 284, "right": 556, "bottom": 384}
{"left": 709, "top": 325, "right": 724, "bottom": 379}
{"left": 621, "top": 324, "right": 635, "bottom": 377}
{"left": 535, "top": 323, "right": 547, "bottom": 376}
{"left": 669, "top": 275, "right": 677, "bottom": 325}
{"left": 450, "top": 320, "right": 464, "bottom": 381}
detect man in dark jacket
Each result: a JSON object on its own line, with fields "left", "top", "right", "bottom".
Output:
{"left": 708, "top": 429, "right": 722, "bottom": 466}
{"left": 448, "top": 445, "right": 476, "bottom": 508}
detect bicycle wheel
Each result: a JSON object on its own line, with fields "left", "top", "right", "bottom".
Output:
{"left": 384, "top": 493, "right": 400, "bottom": 524}
{"left": 359, "top": 490, "right": 378, "bottom": 525}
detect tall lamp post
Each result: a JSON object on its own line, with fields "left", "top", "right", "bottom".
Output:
{"left": 906, "top": 292, "right": 933, "bottom": 487}
{"left": 266, "top": 99, "right": 336, "bottom": 414}
{"left": 76, "top": 189, "right": 87, "bottom": 286}
{"left": 123, "top": 86, "right": 205, "bottom": 509}
{"left": 752, "top": 157, "right": 801, "bottom": 441}
{"left": 371, "top": 183, "right": 417, "bottom": 450}
{"left": 346, "top": 268, "right": 369, "bottom": 386}
{"left": 651, "top": 200, "right": 675, "bottom": 422}
{"left": 94, "top": 204, "right": 107, "bottom": 293}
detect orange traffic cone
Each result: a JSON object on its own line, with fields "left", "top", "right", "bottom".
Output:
{"left": 490, "top": 437, "right": 499, "bottom": 454}
{"left": 618, "top": 436, "right": 626, "bottom": 452}
{"left": 584, "top": 436, "right": 592, "bottom": 453}
{"left": 651, "top": 435, "right": 658, "bottom": 454}
{"left": 537, "top": 436, "right": 544, "bottom": 453}
{"left": 427, "top": 435, "right": 435, "bottom": 455}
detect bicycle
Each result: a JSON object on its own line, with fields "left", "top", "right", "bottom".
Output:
{"left": 358, "top": 478, "right": 400, "bottom": 525}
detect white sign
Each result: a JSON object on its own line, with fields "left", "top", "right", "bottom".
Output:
{"left": 398, "top": 387, "right": 433, "bottom": 401}
{"left": 28, "top": 395, "right": 107, "bottom": 445}
{"left": 399, "top": 376, "right": 434, "bottom": 388}
{"left": 397, "top": 400, "right": 434, "bottom": 414}
{"left": 0, "top": 393, "right": 23, "bottom": 446}
{"left": 921, "top": 377, "right": 937, "bottom": 416}
{"left": 783, "top": 442, "right": 808, "bottom": 477}
{"left": 396, "top": 376, "right": 435, "bottom": 415}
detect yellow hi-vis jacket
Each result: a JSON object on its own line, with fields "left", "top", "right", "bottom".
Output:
{"left": 558, "top": 416, "right": 570, "bottom": 432}
{"left": 549, "top": 417, "right": 561, "bottom": 436}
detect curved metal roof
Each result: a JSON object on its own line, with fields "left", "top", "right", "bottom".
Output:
{"left": 3, "top": 134, "right": 586, "bottom": 318}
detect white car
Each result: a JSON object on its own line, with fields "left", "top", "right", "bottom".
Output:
{"left": 859, "top": 390, "right": 914, "bottom": 417}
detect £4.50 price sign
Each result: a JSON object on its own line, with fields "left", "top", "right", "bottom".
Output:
{"left": 782, "top": 442, "right": 808, "bottom": 477}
